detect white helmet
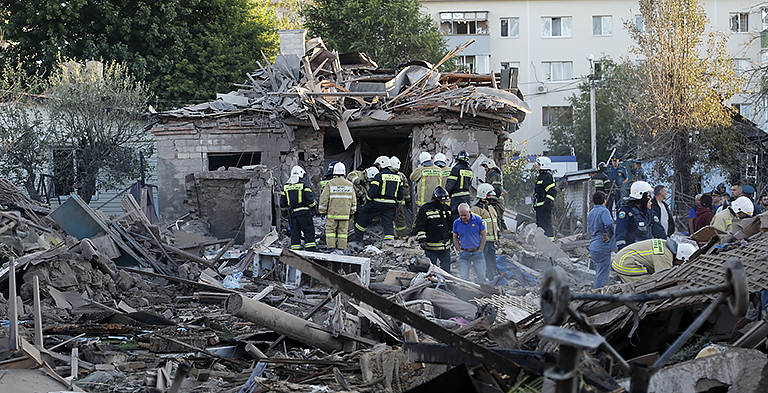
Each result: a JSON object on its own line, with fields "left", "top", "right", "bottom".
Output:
{"left": 374, "top": 156, "right": 391, "bottom": 169}
{"left": 477, "top": 183, "right": 496, "bottom": 199}
{"left": 676, "top": 243, "right": 697, "bottom": 262}
{"left": 289, "top": 165, "right": 305, "bottom": 184}
{"left": 333, "top": 162, "right": 346, "bottom": 176}
{"left": 434, "top": 153, "right": 448, "bottom": 164}
{"left": 365, "top": 166, "right": 379, "bottom": 180}
{"left": 535, "top": 156, "right": 552, "bottom": 170}
{"left": 731, "top": 196, "right": 754, "bottom": 216}
{"left": 482, "top": 159, "right": 497, "bottom": 169}
{"left": 390, "top": 156, "right": 401, "bottom": 171}
{"left": 419, "top": 152, "right": 432, "bottom": 165}
{"left": 628, "top": 181, "right": 653, "bottom": 200}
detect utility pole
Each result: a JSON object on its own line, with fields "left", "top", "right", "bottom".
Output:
{"left": 587, "top": 54, "right": 597, "bottom": 170}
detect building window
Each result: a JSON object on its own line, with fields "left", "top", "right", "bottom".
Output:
{"left": 500, "top": 61, "right": 520, "bottom": 70}
{"left": 730, "top": 12, "right": 748, "bottom": 33}
{"left": 440, "top": 12, "right": 489, "bottom": 35}
{"left": 734, "top": 103, "right": 752, "bottom": 121}
{"left": 733, "top": 58, "right": 750, "bottom": 74}
{"left": 458, "top": 55, "right": 476, "bottom": 73}
{"left": 635, "top": 15, "right": 646, "bottom": 32}
{"left": 541, "top": 17, "right": 572, "bottom": 38}
{"left": 762, "top": 8, "right": 768, "bottom": 31}
{"left": 593, "top": 15, "right": 612, "bottom": 36}
{"left": 542, "top": 106, "right": 572, "bottom": 126}
{"left": 208, "top": 152, "right": 262, "bottom": 170}
{"left": 500, "top": 17, "right": 519, "bottom": 37}
{"left": 543, "top": 61, "right": 573, "bottom": 82}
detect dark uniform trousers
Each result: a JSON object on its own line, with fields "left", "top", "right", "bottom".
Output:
{"left": 535, "top": 203, "right": 554, "bottom": 238}
{"left": 290, "top": 210, "right": 316, "bottom": 251}
{"left": 450, "top": 195, "right": 471, "bottom": 221}
{"left": 354, "top": 201, "right": 397, "bottom": 240}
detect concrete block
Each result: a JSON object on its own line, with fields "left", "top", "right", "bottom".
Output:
{"left": 519, "top": 223, "right": 569, "bottom": 261}
{"left": 637, "top": 347, "right": 768, "bottom": 393}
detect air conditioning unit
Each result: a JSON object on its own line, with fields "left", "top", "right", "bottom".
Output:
{"left": 537, "top": 84, "right": 548, "bottom": 94}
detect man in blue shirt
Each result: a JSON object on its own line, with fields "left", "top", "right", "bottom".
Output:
{"left": 452, "top": 203, "right": 487, "bottom": 283}
{"left": 588, "top": 191, "right": 616, "bottom": 288}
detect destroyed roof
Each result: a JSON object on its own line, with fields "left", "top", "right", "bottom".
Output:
{"left": 155, "top": 38, "right": 531, "bottom": 148}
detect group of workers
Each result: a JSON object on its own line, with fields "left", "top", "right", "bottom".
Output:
{"left": 279, "top": 150, "right": 508, "bottom": 283}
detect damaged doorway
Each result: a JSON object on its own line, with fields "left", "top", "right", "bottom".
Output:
{"left": 324, "top": 134, "right": 412, "bottom": 174}
{"left": 208, "top": 152, "right": 261, "bottom": 170}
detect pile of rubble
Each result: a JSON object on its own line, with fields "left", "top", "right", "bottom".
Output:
{"left": 2, "top": 174, "right": 768, "bottom": 393}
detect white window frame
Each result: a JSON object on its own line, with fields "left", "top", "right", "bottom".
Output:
{"left": 592, "top": 15, "right": 612, "bottom": 36}
{"left": 730, "top": 12, "right": 749, "bottom": 33}
{"left": 458, "top": 55, "right": 476, "bottom": 73}
{"left": 541, "top": 16, "right": 572, "bottom": 38}
{"left": 500, "top": 17, "right": 520, "bottom": 38}
{"left": 500, "top": 61, "right": 520, "bottom": 70}
{"left": 542, "top": 106, "right": 572, "bottom": 126}
{"left": 542, "top": 61, "right": 573, "bottom": 82}
{"left": 439, "top": 12, "right": 489, "bottom": 36}
{"left": 762, "top": 7, "right": 768, "bottom": 31}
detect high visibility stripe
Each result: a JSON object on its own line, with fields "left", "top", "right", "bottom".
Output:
{"left": 355, "top": 223, "right": 367, "bottom": 231}
{"left": 546, "top": 195, "right": 555, "bottom": 200}
{"left": 329, "top": 195, "right": 354, "bottom": 199}
{"left": 395, "top": 226, "right": 407, "bottom": 231}
{"left": 452, "top": 191, "right": 470, "bottom": 197}
{"left": 326, "top": 233, "right": 337, "bottom": 238}
{"left": 537, "top": 180, "right": 543, "bottom": 184}
{"left": 374, "top": 198, "right": 397, "bottom": 203}
{"left": 305, "top": 242, "right": 316, "bottom": 248}
{"left": 534, "top": 201, "right": 544, "bottom": 207}
{"left": 426, "top": 241, "right": 451, "bottom": 247}
{"left": 291, "top": 245, "right": 302, "bottom": 250}
{"left": 337, "top": 234, "right": 348, "bottom": 238}
{"left": 545, "top": 183, "right": 555, "bottom": 191}
{"left": 293, "top": 207, "right": 309, "bottom": 212}
{"left": 384, "top": 235, "right": 394, "bottom": 240}
{"left": 327, "top": 215, "right": 349, "bottom": 219}
{"left": 612, "top": 248, "right": 654, "bottom": 275}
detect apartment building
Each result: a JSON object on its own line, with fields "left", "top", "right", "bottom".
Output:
{"left": 419, "top": 0, "right": 766, "bottom": 159}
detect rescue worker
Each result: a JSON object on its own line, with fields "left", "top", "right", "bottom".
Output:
{"left": 280, "top": 165, "right": 317, "bottom": 251}
{"left": 612, "top": 238, "right": 696, "bottom": 283}
{"left": 591, "top": 162, "right": 610, "bottom": 194}
{"left": 445, "top": 150, "right": 473, "bottom": 221}
{"left": 434, "top": 153, "right": 451, "bottom": 187}
{"left": 318, "top": 162, "right": 356, "bottom": 251}
{"left": 471, "top": 183, "right": 499, "bottom": 280}
{"left": 533, "top": 156, "right": 557, "bottom": 239}
{"left": 481, "top": 159, "right": 507, "bottom": 230}
{"left": 347, "top": 166, "right": 374, "bottom": 222}
{"left": 605, "top": 157, "right": 628, "bottom": 215}
{"left": 711, "top": 196, "right": 754, "bottom": 232}
{"left": 412, "top": 186, "right": 453, "bottom": 272}
{"left": 410, "top": 152, "right": 443, "bottom": 209}
{"left": 390, "top": 156, "right": 412, "bottom": 238}
{"left": 615, "top": 181, "right": 666, "bottom": 250}
{"left": 320, "top": 161, "right": 339, "bottom": 194}
{"left": 354, "top": 156, "right": 402, "bottom": 242}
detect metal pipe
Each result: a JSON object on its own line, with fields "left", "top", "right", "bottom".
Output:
{"left": 226, "top": 293, "right": 345, "bottom": 353}
{"left": 571, "top": 283, "right": 730, "bottom": 303}
{"left": 652, "top": 291, "right": 729, "bottom": 368}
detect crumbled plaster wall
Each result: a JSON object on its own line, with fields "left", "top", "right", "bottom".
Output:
{"left": 409, "top": 114, "right": 508, "bottom": 172}
{"left": 185, "top": 166, "right": 275, "bottom": 245}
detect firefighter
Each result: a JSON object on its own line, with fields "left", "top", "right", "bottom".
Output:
{"left": 320, "top": 161, "right": 339, "bottom": 194}
{"left": 481, "top": 159, "right": 507, "bottom": 230}
{"left": 347, "top": 166, "right": 371, "bottom": 222}
{"left": 615, "top": 180, "right": 667, "bottom": 250}
{"left": 612, "top": 238, "right": 696, "bottom": 283}
{"left": 472, "top": 183, "right": 500, "bottom": 280}
{"left": 410, "top": 152, "right": 443, "bottom": 209}
{"left": 711, "top": 196, "right": 754, "bottom": 232}
{"left": 412, "top": 186, "right": 453, "bottom": 272}
{"left": 533, "top": 156, "right": 557, "bottom": 239}
{"left": 318, "top": 162, "right": 356, "bottom": 251}
{"left": 390, "top": 156, "right": 411, "bottom": 238}
{"left": 280, "top": 165, "right": 317, "bottom": 251}
{"left": 434, "top": 153, "right": 451, "bottom": 187}
{"left": 354, "top": 156, "right": 403, "bottom": 242}
{"left": 445, "top": 150, "right": 473, "bottom": 221}
{"left": 591, "top": 162, "right": 610, "bottom": 194}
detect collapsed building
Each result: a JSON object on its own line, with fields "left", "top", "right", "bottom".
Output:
{"left": 150, "top": 30, "right": 530, "bottom": 240}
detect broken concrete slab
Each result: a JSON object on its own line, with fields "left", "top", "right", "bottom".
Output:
{"left": 518, "top": 223, "right": 569, "bottom": 261}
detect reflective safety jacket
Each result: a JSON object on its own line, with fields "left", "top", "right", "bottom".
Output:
{"left": 347, "top": 170, "right": 369, "bottom": 203}
{"left": 591, "top": 171, "right": 610, "bottom": 193}
{"left": 615, "top": 201, "right": 666, "bottom": 250}
{"left": 612, "top": 238, "right": 673, "bottom": 283}
{"left": 471, "top": 200, "right": 499, "bottom": 242}
{"left": 413, "top": 200, "right": 453, "bottom": 250}
{"left": 445, "top": 162, "right": 473, "bottom": 198}
{"left": 395, "top": 170, "right": 411, "bottom": 204}
{"left": 410, "top": 164, "right": 443, "bottom": 207}
{"left": 280, "top": 180, "right": 316, "bottom": 215}
{"left": 486, "top": 167, "right": 505, "bottom": 199}
{"left": 710, "top": 208, "right": 736, "bottom": 232}
{"left": 318, "top": 176, "right": 356, "bottom": 220}
{"left": 367, "top": 168, "right": 403, "bottom": 204}
{"left": 534, "top": 170, "right": 557, "bottom": 208}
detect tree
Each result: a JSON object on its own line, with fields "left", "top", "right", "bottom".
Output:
{"left": 0, "top": 0, "right": 279, "bottom": 109}
{"left": 45, "top": 60, "right": 154, "bottom": 204}
{"left": 546, "top": 58, "right": 636, "bottom": 168}
{"left": 303, "top": 0, "right": 448, "bottom": 68}
{"left": 0, "top": 61, "right": 50, "bottom": 200}
{"left": 622, "top": 0, "right": 746, "bottom": 204}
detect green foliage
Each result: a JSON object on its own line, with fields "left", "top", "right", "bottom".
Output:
{"left": 501, "top": 141, "right": 537, "bottom": 215}
{"left": 546, "top": 58, "right": 636, "bottom": 169}
{"left": 46, "top": 60, "right": 155, "bottom": 203}
{"left": 302, "top": 0, "right": 449, "bottom": 68}
{"left": 0, "top": 61, "right": 50, "bottom": 200}
{"left": 0, "top": 0, "right": 279, "bottom": 109}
